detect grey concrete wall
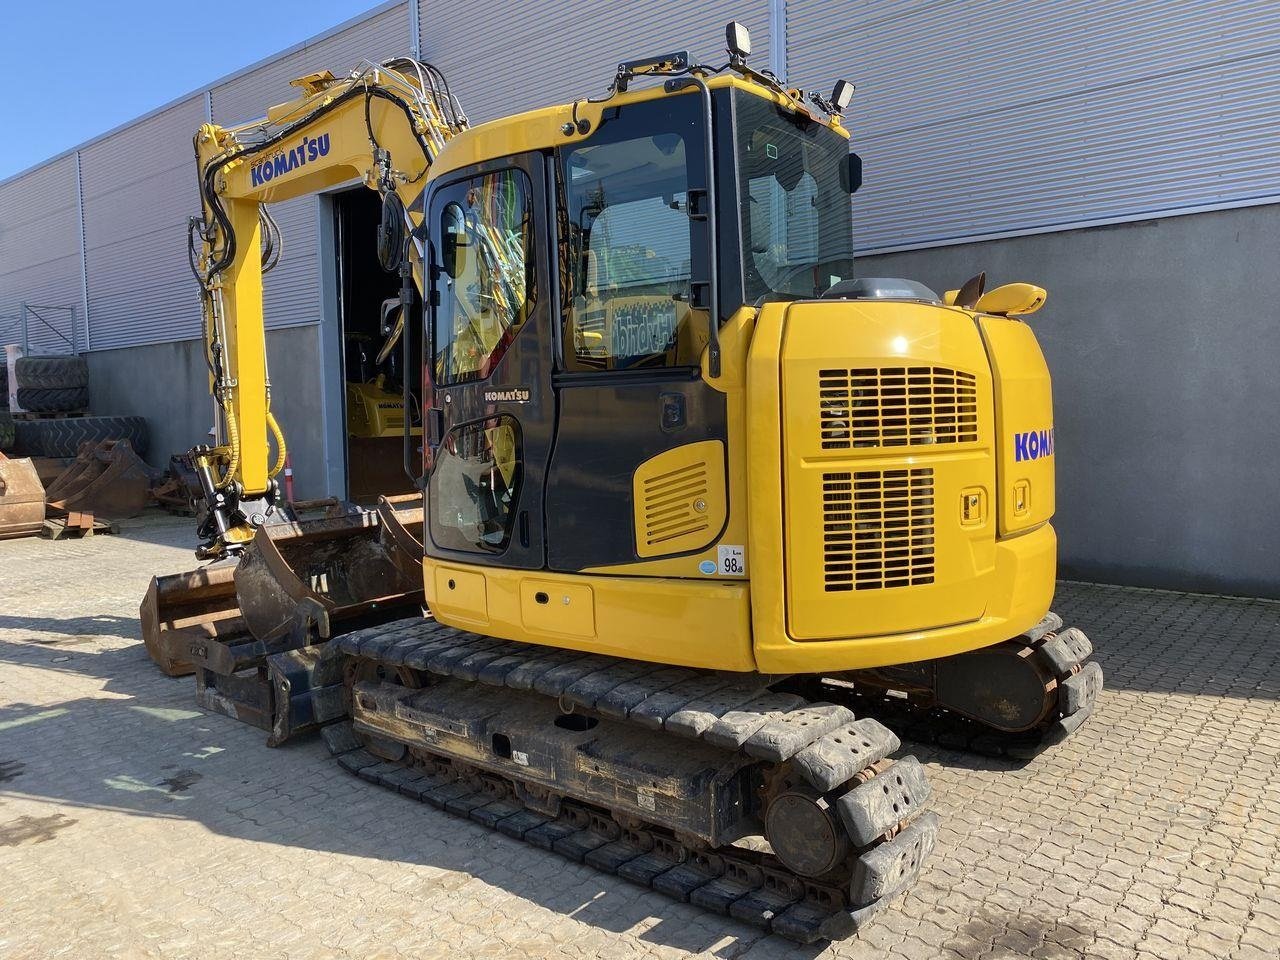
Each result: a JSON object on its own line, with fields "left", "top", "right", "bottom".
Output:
{"left": 856, "top": 204, "right": 1280, "bottom": 599}
{"left": 85, "top": 325, "right": 329, "bottom": 500}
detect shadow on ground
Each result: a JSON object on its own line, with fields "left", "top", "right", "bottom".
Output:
{"left": 0, "top": 636, "right": 816, "bottom": 958}
{"left": 3, "top": 576, "right": 1279, "bottom": 955}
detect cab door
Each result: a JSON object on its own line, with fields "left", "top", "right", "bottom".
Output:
{"left": 423, "top": 154, "right": 553, "bottom": 570}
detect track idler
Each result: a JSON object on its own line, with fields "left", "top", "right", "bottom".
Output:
{"left": 834, "top": 612, "right": 1103, "bottom": 758}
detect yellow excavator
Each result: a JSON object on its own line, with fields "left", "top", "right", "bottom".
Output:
{"left": 148, "top": 22, "right": 1102, "bottom": 942}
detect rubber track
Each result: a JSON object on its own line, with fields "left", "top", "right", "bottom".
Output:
{"left": 323, "top": 618, "right": 939, "bottom": 943}
{"left": 826, "top": 613, "right": 1103, "bottom": 761}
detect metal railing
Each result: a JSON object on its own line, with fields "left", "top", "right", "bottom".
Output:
{"left": 0, "top": 303, "right": 79, "bottom": 356}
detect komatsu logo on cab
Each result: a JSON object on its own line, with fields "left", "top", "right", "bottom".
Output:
{"left": 1014, "top": 427, "right": 1055, "bottom": 462}
{"left": 250, "top": 132, "right": 331, "bottom": 186}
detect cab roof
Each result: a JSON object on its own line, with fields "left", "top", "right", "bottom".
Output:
{"left": 429, "top": 73, "right": 849, "bottom": 180}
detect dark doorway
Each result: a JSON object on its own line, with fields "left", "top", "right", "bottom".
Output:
{"left": 333, "top": 186, "right": 422, "bottom": 502}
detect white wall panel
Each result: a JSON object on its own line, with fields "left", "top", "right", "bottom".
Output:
{"left": 80, "top": 96, "right": 206, "bottom": 350}
{"left": 418, "top": 0, "right": 772, "bottom": 124}
{"left": 0, "top": 154, "right": 81, "bottom": 353}
{"left": 786, "top": 0, "right": 1280, "bottom": 252}
{"left": 210, "top": 3, "right": 410, "bottom": 331}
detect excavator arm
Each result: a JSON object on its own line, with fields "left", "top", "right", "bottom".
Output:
{"left": 187, "top": 59, "right": 465, "bottom": 558}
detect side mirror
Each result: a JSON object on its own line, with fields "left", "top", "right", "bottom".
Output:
{"left": 975, "top": 283, "right": 1048, "bottom": 317}
{"left": 842, "top": 153, "right": 864, "bottom": 195}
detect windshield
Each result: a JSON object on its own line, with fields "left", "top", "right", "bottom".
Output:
{"left": 734, "top": 90, "right": 854, "bottom": 302}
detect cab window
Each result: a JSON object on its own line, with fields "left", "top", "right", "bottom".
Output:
{"left": 429, "top": 416, "right": 521, "bottom": 553}
{"left": 434, "top": 169, "right": 535, "bottom": 385}
{"left": 558, "top": 97, "right": 708, "bottom": 371}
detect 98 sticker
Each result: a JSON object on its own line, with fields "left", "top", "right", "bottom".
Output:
{"left": 717, "top": 544, "right": 746, "bottom": 576}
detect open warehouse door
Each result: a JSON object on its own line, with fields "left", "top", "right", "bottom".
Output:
{"left": 332, "top": 185, "right": 423, "bottom": 504}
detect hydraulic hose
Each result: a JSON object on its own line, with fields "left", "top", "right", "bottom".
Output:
{"left": 215, "top": 401, "right": 240, "bottom": 490}
{"left": 267, "top": 409, "right": 287, "bottom": 480}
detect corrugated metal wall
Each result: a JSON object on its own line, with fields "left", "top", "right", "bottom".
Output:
{"left": 80, "top": 96, "right": 207, "bottom": 350}
{"left": 5, "top": 0, "right": 1280, "bottom": 348}
{"left": 210, "top": 2, "right": 410, "bottom": 331}
{"left": 417, "top": 0, "right": 772, "bottom": 123}
{"left": 0, "top": 155, "right": 82, "bottom": 353}
{"left": 786, "top": 0, "right": 1280, "bottom": 252}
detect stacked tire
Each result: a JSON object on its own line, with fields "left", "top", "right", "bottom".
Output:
{"left": 14, "top": 415, "right": 149, "bottom": 458}
{"left": 15, "top": 355, "right": 89, "bottom": 413}
{"left": 7, "top": 354, "right": 149, "bottom": 458}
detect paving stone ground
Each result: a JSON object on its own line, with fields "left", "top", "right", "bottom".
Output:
{"left": 1, "top": 512, "right": 1277, "bottom": 959}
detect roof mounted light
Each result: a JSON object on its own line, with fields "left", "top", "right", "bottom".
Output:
{"left": 831, "top": 79, "right": 855, "bottom": 114}
{"left": 726, "top": 21, "right": 751, "bottom": 67}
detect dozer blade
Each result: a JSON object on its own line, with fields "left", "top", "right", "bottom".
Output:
{"left": 375, "top": 492, "right": 424, "bottom": 583}
{"left": 140, "top": 562, "right": 243, "bottom": 676}
{"left": 0, "top": 455, "right": 46, "bottom": 540}
{"left": 233, "top": 509, "right": 424, "bottom": 644}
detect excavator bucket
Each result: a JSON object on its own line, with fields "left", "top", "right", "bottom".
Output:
{"left": 140, "top": 562, "right": 242, "bottom": 676}
{"left": 0, "top": 455, "right": 46, "bottom": 540}
{"left": 375, "top": 492, "right": 424, "bottom": 583}
{"left": 137, "top": 507, "right": 425, "bottom": 740}
{"left": 233, "top": 509, "right": 424, "bottom": 643}
{"left": 45, "top": 440, "right": 153, "bottom": 519}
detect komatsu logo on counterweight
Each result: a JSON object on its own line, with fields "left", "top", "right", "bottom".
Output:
{"left": 250, "top": 132, "right": 331, "bottom": 186}
{"left": 1014, "top": 427, "right": 1055, "bottom": 462}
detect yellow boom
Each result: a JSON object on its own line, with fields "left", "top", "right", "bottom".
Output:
{"left": 187, "top": 60, "right": 464, "bottom": 557}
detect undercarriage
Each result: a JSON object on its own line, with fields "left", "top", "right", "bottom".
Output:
{"left": 307, "top": 612, "right": 1100, "bottom": 943}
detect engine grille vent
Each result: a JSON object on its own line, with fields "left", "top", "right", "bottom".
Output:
{"left": 819, "top": 366, "right": 978, "bottom": 449}
{"left": 822, "top": 468, "right": 935, "bottom": 592}
{"left": 639, "top": 459, "right": 711, "bottom": 549}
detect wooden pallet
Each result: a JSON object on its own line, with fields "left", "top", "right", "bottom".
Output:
{"left": 40, "top": 509, "right": 119, "bottom": 540}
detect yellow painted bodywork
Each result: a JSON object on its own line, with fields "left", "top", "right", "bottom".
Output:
{"left": 427, "top": 294, "right": 1057, "bottom": 675}
{"left": 632, "top": 440, "right": 727, "bottom": 558}
{"left": 978, "top": 315, "right": 1056, "bottom": 536}
{"left": 425, "top": 558, "right": 755, "bottom": 671}
{"left": 777, "top": 301, "right": 996, "bottom": 640}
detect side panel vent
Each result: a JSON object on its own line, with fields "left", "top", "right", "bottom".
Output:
{"left": 632, "top": 440, "right": 726, "bottom": 558}
{"left": 822, "top": 468, "right": 935, "bottom": 591}
{"left": 819, "top": 366, "right": 978, "bottom": 449}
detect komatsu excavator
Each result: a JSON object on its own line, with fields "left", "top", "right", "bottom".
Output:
{"left": 156, "top": 21, "right": 1102, "bottom": 942}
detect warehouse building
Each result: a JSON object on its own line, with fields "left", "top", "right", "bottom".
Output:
{"left": 1, "top": 1, "right": 1277, "bottom": 597}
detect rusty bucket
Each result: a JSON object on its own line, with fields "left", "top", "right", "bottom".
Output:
{"left": 0, "top": 455, "right": 46, "bottom": 540}
{"left": 140, "top": 562, "right": 243, "bottom": 676}
{"left": 233, "top": 509, "right": 425, "bottom": 644}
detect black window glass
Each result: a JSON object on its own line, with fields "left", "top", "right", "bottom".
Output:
{"left": 429, "top": 416, "right": 521, "bottom": 553}
{"left": 558, "top": 97, "right": 709, "bottom": 371}
{"left": 735, "top": 90, "right": 855, "bottom": 302}
{"left": 434, "top": 169, "right": 535, "bottom": 385}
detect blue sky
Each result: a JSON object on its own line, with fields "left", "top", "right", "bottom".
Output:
{"left": 0, "top": 1, "right": 379, "bottom": 180}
